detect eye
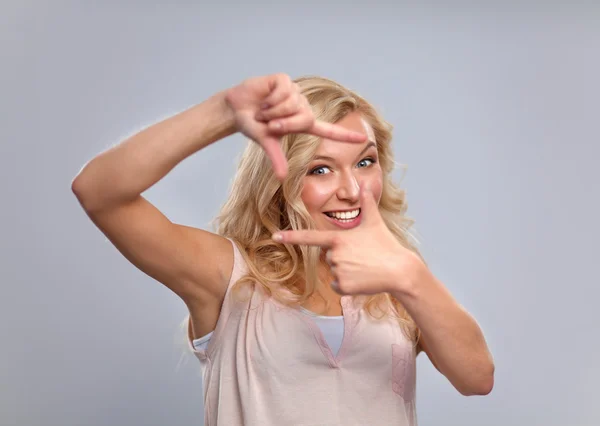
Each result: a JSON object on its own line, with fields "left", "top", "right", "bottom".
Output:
{"left": 309, "top": 165, "right": 331, "bottom": 175}
{"left": 357, "top": 157, "right": 376, "bottom": 168}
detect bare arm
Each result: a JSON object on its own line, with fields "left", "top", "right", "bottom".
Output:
{"left": 395, "top": 267, "right": 495, "bottom": 396}
{"left": 72, "top": 74, "right": 368, "bottom": 338}
{"left": 72, "top": 91, "right": 235, "bottom": 212}
{"left": 72, "top": 92, "right": 238, "bottom": 338}
{"left": 273, "top": 185, "right": 495, "bottom": 396}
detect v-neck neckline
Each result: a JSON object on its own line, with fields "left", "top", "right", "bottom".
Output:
{"left": 299, "top": 306, "right": 344, "bottom": 319}
{"left": 279, "top": 295, "right": 359, "bottom": 368}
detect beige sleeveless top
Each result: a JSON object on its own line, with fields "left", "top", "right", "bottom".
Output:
{"left": 185, "top": 239, "right": 418, "bottom": 425}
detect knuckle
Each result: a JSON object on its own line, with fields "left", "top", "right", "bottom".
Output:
{"left": 261, "top": 111, "right": 274, "bottom": 121}
{"left": 276, "top": 73, "right": 292, "bottom": 88}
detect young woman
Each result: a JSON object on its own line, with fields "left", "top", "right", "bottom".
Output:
{"left": 72, "top": 73, "right": 494, "bottom": 425}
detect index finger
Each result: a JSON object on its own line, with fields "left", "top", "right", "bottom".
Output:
{"left": 273, "top": 230, "right": 337, "bottom": 247}
{"left": 310, "top": 120, "right": 367, "bottom": 143}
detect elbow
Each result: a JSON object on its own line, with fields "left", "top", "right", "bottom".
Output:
{"left": 71, "top": 175, "right": 91, "bottom": 208}
{"left": 71, "top": 162, "right": 90, "bottom": 197}
{"left": 457, "top": 362, "right": 495, "bottom": 396}
{"left": 71, "top": 173, "right": 101, "bottom": 213}
{"left": 71, "top": 158, "right": 99, "bottom": 203}
{"left": 481, "top": 374, "right": 495, "bottom": 395}
{"left": 71, "top": 175, "right": 84, "bottom": 197}
{"left": 463, "top": 375, "right": 494, "bottom": 396}
{"left": 454, "top": 357, "right": 496, "bottom": 396}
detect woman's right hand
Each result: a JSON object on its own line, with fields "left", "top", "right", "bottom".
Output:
{"left": 224, "top": 73, "right": 367, "bottom": 181}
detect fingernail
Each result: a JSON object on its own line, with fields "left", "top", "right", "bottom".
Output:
{"left": 261, "top": 103, "right": 270, "bottom": 110}
{"left": 271, "top": 121, "right": 282, "bottom": 130}
{"left": 272, "top": 232, "right": 283, "bottom": 242}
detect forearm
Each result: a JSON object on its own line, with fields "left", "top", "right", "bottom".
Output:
{"left": 72, "top": 90, "right": 236, "bottom": 211}
{"left": 392, "top": 259, "right": 495, "bottom": 395}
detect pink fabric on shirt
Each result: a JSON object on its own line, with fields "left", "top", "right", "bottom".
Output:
{"left": 186, "top": 239, "right": 418, "bottom": 426}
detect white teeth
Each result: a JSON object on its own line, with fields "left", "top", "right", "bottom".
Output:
{"left": 326, "top": 209, "right": 360, "bottom": 220}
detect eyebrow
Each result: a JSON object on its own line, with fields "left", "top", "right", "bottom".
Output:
{"left": 312, "top": 141, "right": 377, "bottom": 162}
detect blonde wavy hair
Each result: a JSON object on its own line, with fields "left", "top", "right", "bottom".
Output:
{"left": 214, "top": 76, "right": 423, "bottom": 345}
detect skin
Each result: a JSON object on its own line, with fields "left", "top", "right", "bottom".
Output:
{"left": 298, "top": 111, "right": 383, "bottom": 314}
{"left": 72, "top": 74, "right": 367, "bottom": 340}
{"left": 73, "top": 72, "right": 493, "bottom": 396}
{"left": 301, "top": 111, "right": 383, "bottom": 233}
{"left": 276, "top": 149, "right": 496, "bottom": 395}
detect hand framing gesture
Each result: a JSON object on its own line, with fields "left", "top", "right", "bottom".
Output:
{"left": 273, "top": 184, "right": 422, "bottom": 296}
{"left": 225, "top": 73, "right": 367, "bottom": 180}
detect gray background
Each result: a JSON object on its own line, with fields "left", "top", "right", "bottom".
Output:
{"left": 2, "top": 1, "right": 598, "bottom": 425}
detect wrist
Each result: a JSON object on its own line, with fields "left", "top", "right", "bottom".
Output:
{"left": 210, "top": 89, "right": 238, "bottom": 138}
{"left": 181, "top": 90, "right": 238, "bottom": 155}
{"left": 388, "top": 250, "right": 426, "bottom": 298}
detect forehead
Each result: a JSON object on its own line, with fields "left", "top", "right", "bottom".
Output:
{"left": 314, "top": 111, "right": 377, "bottom": 156}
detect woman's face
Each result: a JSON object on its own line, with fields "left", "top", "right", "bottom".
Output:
{"left": 300, "top": 111, "right": 383, "bottom": 231}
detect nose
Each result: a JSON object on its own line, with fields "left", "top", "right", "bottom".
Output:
{"left": 336, "top": 171, "right": 360, "bottom": 203}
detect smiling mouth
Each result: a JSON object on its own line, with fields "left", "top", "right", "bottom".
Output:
{"left": 323, "top": 208, "right": 361, "bottom": 222}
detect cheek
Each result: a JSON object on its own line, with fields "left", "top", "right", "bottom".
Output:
{"left": 365, "top": 170, "right": 383, "bottom": 203}
{"left": 301, "top": 181, "right": 335, "bottom": 212}
{"left": 373, "top": 179, "right": 383, "bottom": 203}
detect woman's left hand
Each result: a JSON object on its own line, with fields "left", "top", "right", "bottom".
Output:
{"left": 272, "top": 184, "right": 424, "bottom": 296}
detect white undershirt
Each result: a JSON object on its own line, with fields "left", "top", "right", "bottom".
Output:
{"left": 193, "top": 308, "right": 345, "bottom": 356}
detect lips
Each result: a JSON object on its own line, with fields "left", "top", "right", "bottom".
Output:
{"left": 324, "top": 208, "right": 361, "bottom": 220}
{"left": 322, "top": 209, "right": 362, "bottom": 229}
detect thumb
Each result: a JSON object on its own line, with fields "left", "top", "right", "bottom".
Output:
{"left": 359, "top": 182, "right": 381, "bottom": 227}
